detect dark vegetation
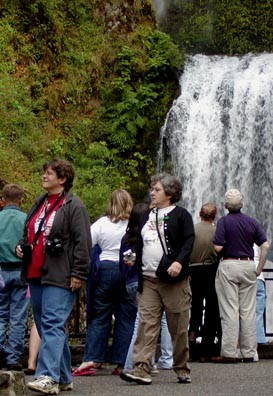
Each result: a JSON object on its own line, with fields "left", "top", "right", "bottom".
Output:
{"left": 159, "top": 0, "right": 273, "bottom": 55}
{"left": 0, "top": 0, "right": 182, "bottom": 219}
{"left": 1, "top": 0, "right": 273, "bottom": 219}
{"left": 2, "top": 0, "right": 272, "bottom": 339}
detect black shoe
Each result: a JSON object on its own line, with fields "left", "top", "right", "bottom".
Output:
{"left": 0, "top": 359, "right": 6, "bottom": 369}
{"left": 199, "top": 356, "right": 212, "bottom": 363}
{"left": 177, "top": 374, "right": 191, "bottom": 384}
{"left": 7, "top": 363, "right": 22, "bottom": 371}
{"left": 242, "top": 357, "right": 254, "bottom": 363}
{"left": 24, "top": 368, "right": 35, "bottom": 375}
{"left": 0, "top": 349, "right": 6, "bottom": 369}
{"left": 211, "top": 356, "right": 239, "bottom": 364}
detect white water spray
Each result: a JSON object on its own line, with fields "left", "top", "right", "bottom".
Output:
{"left": 158, "top": 53, "right": 273, "bottom": 336}
{"left": 158, "top": 53, "right": 273, "bottom": 237}
{"left": 151, "top": 0, "right": 166, "bottom": 19}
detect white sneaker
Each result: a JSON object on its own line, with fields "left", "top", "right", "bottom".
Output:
{"left": 28, "top": 375, "right": 60, "bottom": 395}
{"left": 253, "top": 350, "right": 259, "bottom": 362}
{"left": 59, "top": 382, "right": 73, "bottom": 391}
{"left": 151, "top": 364, "right": 159, "bottom": 374}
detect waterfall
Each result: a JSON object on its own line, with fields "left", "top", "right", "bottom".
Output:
{"left": 158, "top": 53, "right": 273, "bottom": 337}
{"left": 158, "top": 53, "right": 273, "bottom": 239}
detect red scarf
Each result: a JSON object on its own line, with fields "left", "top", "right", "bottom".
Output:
{"left": 27, "top": 194, "right": 65, "bottom": 279}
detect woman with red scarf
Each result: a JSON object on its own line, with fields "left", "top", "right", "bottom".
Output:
{"left": 16, "top": 158, "right": 91, "bottom": 395}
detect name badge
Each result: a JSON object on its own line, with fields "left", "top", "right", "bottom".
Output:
{"left": 34, "top": 219, "right": 44, "bottom": 233}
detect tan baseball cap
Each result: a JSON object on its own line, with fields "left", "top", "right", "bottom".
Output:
{"left": 224, "top": 189, "right": 243, "bottom": 211}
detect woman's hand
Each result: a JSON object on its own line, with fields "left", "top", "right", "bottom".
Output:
{"left": 70, "top": 277, "right": 83, "bottom": 292}
{"left": 123, "top": 251, "right": 136, "bottom": 267}
{"left": 167, "top": 261, "right": 182, "bottom": 277}
{"left": 123, "top": 257, "right": 135, "bottom": 267}
{"left": 15, "top": 244, "right": 23, "bottom": 259}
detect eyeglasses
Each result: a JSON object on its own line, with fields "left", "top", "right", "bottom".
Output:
{"left": 150, "top": 187, "right": 164, "bottom": 193}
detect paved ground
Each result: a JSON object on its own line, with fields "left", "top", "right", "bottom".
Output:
{"left": 26, "top": 360, "right": 273, "bottom": 396}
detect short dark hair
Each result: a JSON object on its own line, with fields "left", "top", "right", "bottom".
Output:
{"left": 2, "top": 184, "right": 24, "bottom": 202}
{"left": 151, "top": 173, "right": 182, "bottom": 204}
{"left": 43, "top": 158, "right": 75, "bottom": 191}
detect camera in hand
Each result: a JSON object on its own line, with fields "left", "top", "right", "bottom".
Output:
{"left": 123, "top": 249, "right": 136, "bottom": 262}
{"left": 20, "top": 243, "right": 33, "bottom": 264}
{"left": 45, "top": 238, "right": 63, "bottom": 256}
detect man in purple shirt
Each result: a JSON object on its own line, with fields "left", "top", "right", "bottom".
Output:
{"left": 212, "top": 189, "right": 269, "bottom": 363}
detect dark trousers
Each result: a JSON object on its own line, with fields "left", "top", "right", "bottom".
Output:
{"left": 84, "top": 260, "right": 137, "bottom": 365}
{"left": 189, "top": 265, "right": 221, "bottom": 357}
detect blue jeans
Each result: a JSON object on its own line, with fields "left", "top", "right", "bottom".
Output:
{"left": 256, "top": 279, "right": 266, "bottom": 344}
{"left": 126, "top": 282, "right": 138, "bottom": 308}
{"left": 84, "top": 261, "right": 137, "bottom": 364}
{"left": 0, "top": 270, "right": 29, "bottom": 365}
{"left": 29, "top": 283, "right": 76, "bottom": 384}
{"left": 124, "top": 311, "right": 173, "bottom": 370}
{"left": 158, "top": 311, "right": 173, "bottom": 368}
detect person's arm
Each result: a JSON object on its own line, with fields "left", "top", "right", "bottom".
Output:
{"left": 214, "top": 244, "right": 224, "bottom": 254}
{"left": 213, "top": 217, "right": 225, "bottom": 255}
{"left": 70, "top": 201, "right": 92, "bottom": 285}
{"left": 256, "top": 241, "right": 270, "bottom": 276}
{"left": 168, "top": 209, "right": 195, "bottom": 278}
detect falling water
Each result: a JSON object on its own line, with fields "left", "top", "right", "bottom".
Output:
{"left": 158, "top": 53, "right": 273, "bottom": 337}
{"left": 158, "top": 53, "right": 273, "bottom": 238}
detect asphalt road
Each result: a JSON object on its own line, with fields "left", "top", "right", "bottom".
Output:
{"left": 26, "top": 360, "right": 273, "bottom": 396}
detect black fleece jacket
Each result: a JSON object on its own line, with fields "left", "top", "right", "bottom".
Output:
{"left": 21, "top": 191, "right": 91, "bottom": 289}
{"left": 136, "top": 206, "right": 195, "bottom": 293}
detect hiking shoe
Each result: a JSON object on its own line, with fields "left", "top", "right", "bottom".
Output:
{"left": 59, "top": 382, "right": 73, "bottom": 391}
{"left": 27, "top": 375, "right": 60, "bottom": 394}
{"left": 178, "top": 373, "right": 191, "bottom": 384}
{"left": 120, "top": 367, "right": 152, "bottom": 385}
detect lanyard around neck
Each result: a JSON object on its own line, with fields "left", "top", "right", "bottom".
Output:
{"left": 31, "top": 192, "right": 65, "bottom": 246}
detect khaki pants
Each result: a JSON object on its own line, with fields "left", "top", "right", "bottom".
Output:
{"left": 133, "top": 276, "right": 191, "bottom": 375}
{"left": 215, "top": 260, "right": 257, "bottom": 358}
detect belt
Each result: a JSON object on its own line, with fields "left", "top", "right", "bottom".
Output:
{"left": 222, "top": 257, "right": 253, "bottom": 261}
{"left": 0, "top": 263, "right": 23, "bottom": 270}
{"left": 189, "top": 262, "right": 213, "bottom": 267}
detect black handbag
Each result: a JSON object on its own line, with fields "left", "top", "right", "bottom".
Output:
{"left": 154, "top": 209, "right": 184, "bottom": 283}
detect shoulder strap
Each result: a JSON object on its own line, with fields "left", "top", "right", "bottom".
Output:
{"left": 31, "top": 192, "right": 65, "bottom": 246}
{"left": 155, "top": 209, "right": 167, "bottom": 255}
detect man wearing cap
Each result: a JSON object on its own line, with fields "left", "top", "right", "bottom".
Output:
{"left": 212, "top": 189, "right": 269, "bottom": 363}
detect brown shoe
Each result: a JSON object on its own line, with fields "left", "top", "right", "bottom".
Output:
{"left": 211, "top": 356, "right": 239, "bottom": 363}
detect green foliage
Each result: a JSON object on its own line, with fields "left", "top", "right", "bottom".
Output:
{"left": 1, "top": 0, "right": 272, "bottom": 219}
{"left": 159, "top": 0, "right": 273, "bottom": 55}
{"left": 74, "top": 143, "right": 128, "bottom": 221}
{"left": 0, "top": 144, "right": 42, "bottom": 210}
{"left": 212, "top": 0, "right": 273, "bottom": 54}
{"left": 0, "top": 0, "right": 182, "bottom": 217}
{"left": 102, "top": 29, "right": 182, "bottom": 153}
{"left": 0, "top": 73, "right": 46, "bottom": 160}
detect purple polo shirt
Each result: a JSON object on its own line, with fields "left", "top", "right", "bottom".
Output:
{"left": 213, "top": 211, "right": 267, "bottom": 259}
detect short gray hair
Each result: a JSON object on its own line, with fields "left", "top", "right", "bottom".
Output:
{"left": 151, "top": 173, "right": 182, "bottom": 204}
